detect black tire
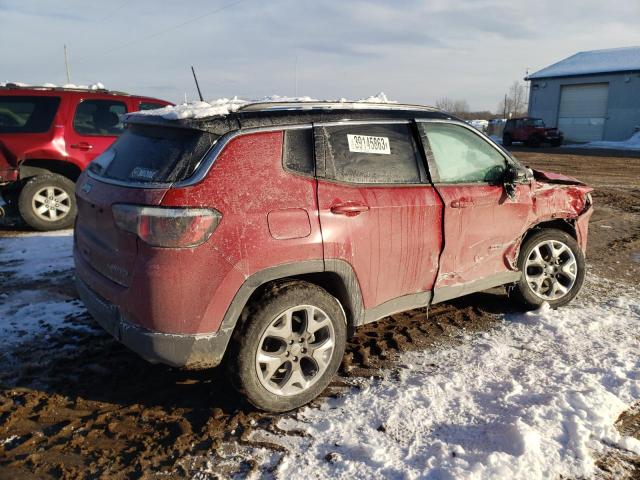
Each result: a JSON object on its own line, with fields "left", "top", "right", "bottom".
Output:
{"left": 227, "top": 280, "right": 347, "bottom": 412}
{"left": 550, "top": 139, "right": 563, "bottom": 147}
{"left": 502, "top": 133, "right": 512, "bottom": 146}
{"left": 18, "top": 174, "right": 77, "bottom": 231}
{"left": 509, "top": 229, "right": 585, "bottom": 310}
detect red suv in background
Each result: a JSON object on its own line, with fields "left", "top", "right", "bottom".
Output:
{"left": 0, "top": 85, "right": 171, "bottom": 230}
{"left": 502, "top": 117, "right": 563, "bottom": 148}
{"left": 74, "top": 101, "right": 593, "bottom": 412}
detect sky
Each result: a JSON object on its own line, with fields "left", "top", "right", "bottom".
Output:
{"left": 1, "top": 0, "right": 639, "bottom": 112}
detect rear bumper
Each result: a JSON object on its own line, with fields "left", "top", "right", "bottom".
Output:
{"left": 75, "top": 275, "right": 231, "bottom": 368}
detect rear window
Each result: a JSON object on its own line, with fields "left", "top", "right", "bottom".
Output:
{"left": 89, "top": 124, "right": 218, "bottom": 183}
{"left": 0, "top": 96, "right": 60, "bottom": 133}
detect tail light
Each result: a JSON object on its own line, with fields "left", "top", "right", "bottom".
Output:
{"left": 112, "top": 204, "right": 221, "bottom": 248}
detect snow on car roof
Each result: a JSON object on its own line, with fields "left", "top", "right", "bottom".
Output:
{"left": 127, "top": 92, "right": 409, "bottom": 121}
{"left": 526, "top": 46, "right": 640, "bottom": 80}
{"left": 1, "top": 81, "right": 107, "bottom": 90}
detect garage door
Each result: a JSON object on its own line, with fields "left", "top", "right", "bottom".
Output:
{"left": 558, "top": 83, "right": 609, "bottom": 142}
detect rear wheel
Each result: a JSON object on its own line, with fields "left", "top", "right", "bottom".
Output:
{"left": 228, "top": 281, "right": 347, "bottom": 412}
{"left": 509, "top": 229, "right": 585, "bottom": 309}
{"left": 18, "top": 174, "right": 77, "bottom": 231}
{"left": 502, "top": 133, "right": 512, "bottom": 146}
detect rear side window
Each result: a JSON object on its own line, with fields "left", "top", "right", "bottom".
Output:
{"left": 420, "top": 123, "right": 506, "bottom": 184}
{"left": 73, "top": 100, "right": 127, "bottom": 136}
{"left": 89, "top": 124, "right": 217, "bottom": 183}
{"left": 0, "top": 96, "right": 60, "bottom": 133}
{"left": 318, "top": 123, "right": 422, "bottom": 184}
{"left": 139, "top": 102, "right": 166, "bottom": 111}
{"left": 283, "top": 128, "right": 314, "bottom": 176}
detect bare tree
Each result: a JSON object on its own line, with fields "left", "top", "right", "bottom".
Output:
{"left": 436, "top": 97, "right": 470, "bottom": 116}
{"left": 497, "top": 81, "right": 528, "bottom": 118}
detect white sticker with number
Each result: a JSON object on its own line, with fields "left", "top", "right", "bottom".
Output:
{"left": 347, "top": 134, "right": 391, "bottom": 155}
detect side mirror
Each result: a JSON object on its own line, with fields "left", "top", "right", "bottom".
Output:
{"left": 503, "top": 164, "right": 529, "bottom": 199}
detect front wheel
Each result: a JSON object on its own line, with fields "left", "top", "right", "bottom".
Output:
{"left": 18, "top": 174, "right": 77, "bottom": 231}
{"left": 509, "top": 229, "right": 586, "bottom": 309}
{"left": 228, "top": 281, "right": 347, "bottom": 412}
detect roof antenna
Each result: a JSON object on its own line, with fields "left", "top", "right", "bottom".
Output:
{"left": 191, "top": 66, "right": 204, "bottom": 102}
{"left": 64, "top": 45, "right": 71, "bottom": 84}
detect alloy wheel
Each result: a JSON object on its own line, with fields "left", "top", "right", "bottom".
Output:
{"left": 255, "top": 305, "right": 336, "bottom": 396}
{"left": 524, "top": 239, "right": 578, "bottom": 301}
{"left": 31, "top": 186, "right": 71, "bottom": 222}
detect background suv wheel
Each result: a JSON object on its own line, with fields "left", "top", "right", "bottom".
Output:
{"left": 510, "top": 229, "right": 586, "bottom": 309}
{"left": 228, "top": 280, "right": 347, "bottom": 412}
{"left": 18, "top": 173, "right": 77, "bottom": 231}
{"left": 502, "top": 133, "right": 512, "bottom": 146}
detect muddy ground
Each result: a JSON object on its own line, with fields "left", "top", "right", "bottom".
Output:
{"left": 0, "top": 148, "right": 639, "bottom": 479}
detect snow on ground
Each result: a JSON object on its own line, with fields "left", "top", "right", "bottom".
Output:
{"left": 0, "top": 232, "right": 88, "bottom": 350}
{"left": 566, "top": 131, "right": 640, "bottom": 151}
{"left": 251, "top": 279, "right": 640, "bottom": 479}
{"left": 0, "top": 230, "right": 73, "bottom": 280}
{"left": 128, "top": 92, "right": 396, "bottom": 120}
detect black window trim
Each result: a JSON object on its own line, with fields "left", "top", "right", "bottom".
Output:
{"left": 312, "top": 119, "right": 430, "bottom": 187}
{"left": 281, "top": 124, "right": 316, "bottom": 178}
{"left": 72, "top": 98, "right": 128, "bottom": 138}
{"left": 415, "top": 118, "right": 519, "bottom": 185}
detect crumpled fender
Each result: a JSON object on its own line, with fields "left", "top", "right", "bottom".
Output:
{"left": 532, "top": 169, "right": 585, "bottom": 186}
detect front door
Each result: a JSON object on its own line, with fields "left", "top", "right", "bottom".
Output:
{"left": 315, "top": 121, "right": 443, "bottom": 315}
{"left": 417, "top": 121, "right": 532, "bottom": 299}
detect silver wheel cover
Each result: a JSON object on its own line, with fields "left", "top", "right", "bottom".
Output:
{"left": 255, "top": 305, "right": 336, "bottom": 397}
{"left": 525, "top": 239, "right": 578, "bottom": 301}
{"left": 31, "top": 186, "right": 71, "bottom": 222}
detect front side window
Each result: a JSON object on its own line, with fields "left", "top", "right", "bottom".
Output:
{"left": 139, "top": 102, "right": 166, "bottom": 111}
{"left": 525, "top": 118, "right": 544, "bottom": 127}
{"left": 0, "top": 96, "right": 60, "bottom": 133}
{"left": 317, "top": 123, "right": 422, "bottom": 184}
{"left": 73, "top": 100, "right": 127, "bottom": 136}
{"left": 420, "top": 122, "right": 506, "bottom": 184}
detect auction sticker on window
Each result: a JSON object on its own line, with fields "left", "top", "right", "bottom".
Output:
{"left": 347, "top": 134, "right": 391, "bottom": 155}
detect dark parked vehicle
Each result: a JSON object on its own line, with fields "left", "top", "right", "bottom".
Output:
{"left": 75, "top": 101, "right": 593, "bottom": 411}
{"left": 0, "top": 84, "right": 171, "bottom": 230}
{"left": 503, "top": 117, "right": 563, "bottom": 147}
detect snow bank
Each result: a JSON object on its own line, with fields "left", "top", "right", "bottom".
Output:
{"left": 251, "top": 280, "right": 640, "bottom": 479}
{"left": 568, "top": 131, "right": 640, "bottom": 151}
{"left": 129, "top": 92, "right": 396, "bottom": 121}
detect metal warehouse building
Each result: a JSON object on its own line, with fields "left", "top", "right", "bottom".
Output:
{"left": 526, "top": 46, "right": 640, "bottom": 142}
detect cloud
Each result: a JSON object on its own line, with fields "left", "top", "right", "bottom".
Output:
{"left": 1, "top": 0, "right": 639, "bottom": 110}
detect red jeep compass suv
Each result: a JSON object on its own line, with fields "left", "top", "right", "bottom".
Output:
{"left": 0, "top": 84, "right": 171, "bottom": 230}
{"left": 74, "top": 101, "right": 593, "bottom": 411}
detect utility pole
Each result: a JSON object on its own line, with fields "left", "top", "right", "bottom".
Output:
{"left": 503, "top": 93, "right": 507, "bottom": 119}
{"left": 64, "top": 45, "right": 71, "bottom": 84}
{"left": 294, "top": 55, "right": 298, "bottom": 97}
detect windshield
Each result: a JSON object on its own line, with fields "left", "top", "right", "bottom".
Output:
{"left": 89, "top": 124, "right": 218, "bottom": 183}
{"left": 0, "top": 96, "right": 60, "bottom": 134}
{"left": 526, "top": 118, "right": 545, "bottom": 127}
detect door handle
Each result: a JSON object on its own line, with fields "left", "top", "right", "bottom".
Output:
{"left": 330, "top": 203, "right": 370, "bottom": 216}
{"left": 70, "top": 142, "right": 93, "bottom": 151}
{"left": 451, "top": 198, "right": 475, "bottom": 208}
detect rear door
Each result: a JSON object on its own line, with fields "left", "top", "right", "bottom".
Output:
{"left": 315, "top": 121, "right": 443, "bottom": 314}
{"left": 65, "top": 97, "right": 128, "bottom": 169}
{"left": 417, "top": 121, "right": 532, "bottom": 300}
